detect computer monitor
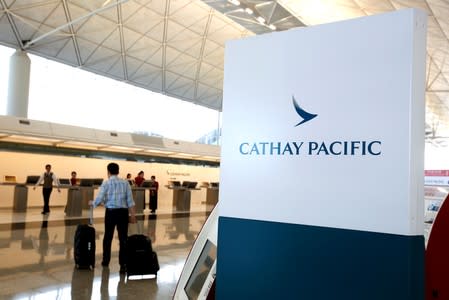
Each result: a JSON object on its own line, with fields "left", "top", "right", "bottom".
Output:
{"left": 210, "top": 182, "right": 219, "bottom": 188}
{"left": 79, "top": 179, "right": 94, "bottom": 187}
{"left": 26, "top": 175, "right": 40, "bottom": 184}
{"left": 3, "top": 175, "right": 16, "bottom": 184}
{"left": 59, "top": 178, "right": 70, "bottom": 185}
{"left": 171, "top": 181, "right": 181, "bottom": 187}
{"left": 188, "top": 181, "right": 198, "bottom": 189}
{"left": 92, "top": 178, "right": 103, "bottom": 186}
{"left": 142, "top": 181, "right": 154, "bottom": 188}
{"left": 182, "top": 181, "right": 190, "bottom": 187}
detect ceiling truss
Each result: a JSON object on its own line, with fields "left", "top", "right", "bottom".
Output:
{"left": 0, "top": 0, "right": 448, "bottom": 138}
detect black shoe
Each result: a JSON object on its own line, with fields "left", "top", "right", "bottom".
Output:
{"left": 101, "top": 261, "right": 109, "bottom": 267}
{"left": 119, "top": 265, "right": 127, "bottom": 274}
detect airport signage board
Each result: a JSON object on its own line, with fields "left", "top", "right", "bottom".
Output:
{"left": 217, "top": 9, "right": 427, "bottom": 299}
{"left": 425, "top": 170, "right": 449, "bottom": 186}
{"left": 219, "top": 9, "right": 427, "bottom": 236}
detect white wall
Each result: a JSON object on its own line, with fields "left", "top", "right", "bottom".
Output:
{"left": 0, "top": 151, "right": 219, "bottom": 209}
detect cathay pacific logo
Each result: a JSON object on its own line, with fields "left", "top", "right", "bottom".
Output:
{"left": 237, "top": 94, "right": 382, "bottom": 157}
{"left": 292, "top": 95, "right": 317, "bottom": 127}
{"left": 239, "top": 141, "right": 381, "bottom": 156}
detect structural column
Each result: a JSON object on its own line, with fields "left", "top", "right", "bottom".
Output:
{"left": 7, "top": 50, "right": 31, "bottom": 118}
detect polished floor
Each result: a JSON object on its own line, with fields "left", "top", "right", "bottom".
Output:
{"left": 0, "top": 205, "right": 211, "bottom": 300}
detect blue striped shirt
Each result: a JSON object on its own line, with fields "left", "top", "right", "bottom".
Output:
{"left": 93, "top": 175, "right": 135, "bottom": 209}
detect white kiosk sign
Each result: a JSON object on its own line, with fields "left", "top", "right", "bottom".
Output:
{"left": 218, "top": 9, "right": 427, "bottom": 300}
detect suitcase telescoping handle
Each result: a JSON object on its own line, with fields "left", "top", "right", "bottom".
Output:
{"left": 128, "top": 218, "right": 144, "bottom": 235}
{"left": 89, "top": 205, "right": 94, "bottom": 226}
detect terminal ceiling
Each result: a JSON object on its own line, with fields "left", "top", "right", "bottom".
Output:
{"left": 0, "top": 0, "right": 448, "bottom": 144}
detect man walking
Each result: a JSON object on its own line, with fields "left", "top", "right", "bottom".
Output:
{"left": 34, "top": 164, "right": 60, "bottom": 215}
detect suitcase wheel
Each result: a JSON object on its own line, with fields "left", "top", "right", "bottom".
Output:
{"left": 75, "top": 264, "right": 94, "bottom": 270}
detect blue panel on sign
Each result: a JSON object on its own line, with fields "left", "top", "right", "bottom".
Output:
{"left": 216, "top": 217, "right": 424, "bottom": 300}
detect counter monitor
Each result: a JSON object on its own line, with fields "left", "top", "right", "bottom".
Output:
{"left": 79, "top": 179, "right": 94, "bottom": 187}
{"left": 59, "top": 178, "right": 70, "bottom": 185}
{"left": 26, "top": 175, "right": 40, "bottom": 184}
{"left": 142, "top": 181, "right": 154, "bottom": 188}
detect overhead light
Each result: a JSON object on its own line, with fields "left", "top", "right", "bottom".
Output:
{"left": 58, "top": 144, "right": 100, "bottom": 151}
{"left": 256, "top": 16, "right": 266, "bottom": 24}
{"left": 144, "top": 149, "right": 174, "bottom": 155}
{"left": 3, "top": 135, "right": 62, "bottom": 145}
{"left": 245, "top": 8, "right": 253, "bottom": 14}
{"left": 57, "top": 144, "right": 101, "bottom": 151}
{"left": 199, "top": 155, "right": 220, "bottom": 161}
{"left": 58, "top": 141, "right": 107, "bottom": 149}
{"left": 106, "top": 145, "right": 144, "bottom": 152}
{"left": 268, "top": 24, "right": 276, "bottom": 30}
{"left": 228, "top": 0, "right": 240, "bottom": 6}
{"left": 170, "top": 152, "right": 197, "bottom": 158}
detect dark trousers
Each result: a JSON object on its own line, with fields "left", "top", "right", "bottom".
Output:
{"left": 42, "top": 187, "right": 53, "bottom": 213}
{"left": 149, "top": 195, "right": 158, "bottom": 211}
{"left": 103, "top": 208, "right": 128, "bottom": 267}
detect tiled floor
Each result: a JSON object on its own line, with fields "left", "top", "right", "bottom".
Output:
{"left": 0, "top": 206, "right": 210, "bottom": 299}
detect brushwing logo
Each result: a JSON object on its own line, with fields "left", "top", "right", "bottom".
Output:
{"left": 292, "top": 95, "right": 317, "bottom": 127}
{"left": 237, "top": 94, "right": 382, "bottom": 157}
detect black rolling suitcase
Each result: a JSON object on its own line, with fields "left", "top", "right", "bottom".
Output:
{"left": 74, "top": 207, "right": 96, "bottom": 269}
{"left": 126, "top": 234, "right": 159, "bottom": 277}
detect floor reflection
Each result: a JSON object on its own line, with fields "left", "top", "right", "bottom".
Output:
{"left": 71, "top": 268, "right": 94, "bottom": 300}
{"left": 100, "top": 267, "right": 109, "bottom": 300}
{"left": 0, "top": 208, "right": 208, "bottom": 299}
{"left": 38, "top": 220, "right": 49, "bottom": 265}
{"left": 117, "top": 274, "right": 159, "bottom": 299}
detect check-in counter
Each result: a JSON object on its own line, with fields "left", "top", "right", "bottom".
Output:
{"left": 3, "top": 179, "right": 69, "bottom": 212}
{"left": 13, "top": 184, "right": 28, "bottom": 212}
{"left": 2, "top": 177, "right": 98, "bottom": 213}
{"left": 174, "top": 187, "right": 191, "bottom": 212}
{"left": 79, "top": 187, "right": 94, "bottom": 209}
{"left": 167, "top": 183, "right": 200, "bottom": 212}
{"left": 200, "top": 182, "right": 219, "bottom": 209}
{"left": 6, "top": 175, "right": 69, "bottom": 212}
{"left": 65, "top": 187, "right": 83, "bottom": 217}
{"left": 2, "top": 176, "right": 31, "bottom": 212}
{"left": 78, "top": 179, "right": 103, "bottom": 209}
{"left": 132, "top": 187, "right": 146, "bottom": 214}
{"left": 206, "top": 187, "right": 219, "bottom": 207}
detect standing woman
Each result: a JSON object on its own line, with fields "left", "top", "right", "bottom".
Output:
{"left": 34, "top": 164, "right": 61, "bottom": 215}
{"left": 70, "top": 171, "right": 78, "bottom": 186}
{"left": 149, "top": 175, "right": 159, "bottom": 213}
{"left": 134, "top": 171, "right": 145, "bottom": 187}
{"left": 126, "top": 173, "right": 135, "bottom": 186}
